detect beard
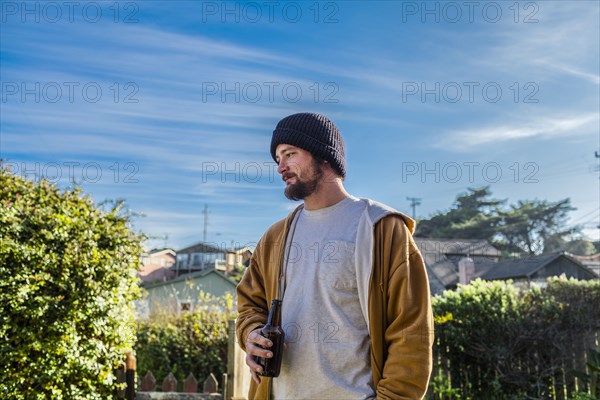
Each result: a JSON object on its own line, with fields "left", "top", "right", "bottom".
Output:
{"left": 283, "top": 159, "right": 324, "bottom": 201}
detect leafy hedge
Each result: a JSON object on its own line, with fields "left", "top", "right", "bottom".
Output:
{"left": 430, "top": 278, "right": 600, "bottom": 399}
{"left": 135, "top": 292, "right": 236, "bottom": 389}
{"left": 0, "top": 167, "right": 142, "bottom": 399}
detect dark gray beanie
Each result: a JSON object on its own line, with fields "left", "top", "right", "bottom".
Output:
{"left": 270, "top": 112, "right": 346, "bottom": 178}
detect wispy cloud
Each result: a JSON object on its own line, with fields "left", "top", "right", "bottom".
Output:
{"left": 538, "top": 63, "right": 600, "bottom": 85}
{"left": 439, "top": 113, "right": 598, "bottom": 150}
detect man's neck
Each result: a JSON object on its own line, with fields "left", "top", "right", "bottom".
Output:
{"left": 303, "top": 178, "right": 350, "bottom": 211}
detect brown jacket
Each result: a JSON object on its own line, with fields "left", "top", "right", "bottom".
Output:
{"left": 236, "top": 199, "right": 434, "bottom": 399}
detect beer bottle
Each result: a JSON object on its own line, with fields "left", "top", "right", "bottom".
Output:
{"left": 255, "top": 299, "right": 285, "bottom": 377}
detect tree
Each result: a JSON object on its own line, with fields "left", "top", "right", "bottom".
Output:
{"left": 0, "top": 166, "right": 143, "bottom": 399}
{"left": 415, "top": 186, "right": 503, "bottom": 241}
{"left": 498, "top": 199, "right": 576, "bottom": 255}
{"left": 415, "top": 188, "right": 583, "bottom": 258}
{"left": 544, "top": 236, "right": 597, "bottom": 256}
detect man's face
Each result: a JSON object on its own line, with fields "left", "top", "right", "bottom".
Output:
{"left": 275, "top": 144, "right": 324, "bottom": 201}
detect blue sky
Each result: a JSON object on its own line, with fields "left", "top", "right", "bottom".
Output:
{"left": 1, "top": 0, "right": 599, "bottom": 251}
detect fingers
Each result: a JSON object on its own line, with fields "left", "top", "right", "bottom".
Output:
{"left": 251, "top": 369, "right": 261, "bottom": 384}
{"left": 245, "top": 328, "right": 273, "bottom": 383}
{"left": 245, "top": 341, "right": 273, "bottom": 377}
{"left": 246, "top": 353, "right": 262, "bottom": 384}
{"left": 248, "top": 328, "right": 273, "bottom": 349}
{"left": 247, "top": 341, "right": 274, "bottom": 359}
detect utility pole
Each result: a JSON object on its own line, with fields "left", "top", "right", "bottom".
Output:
{"left": 407, "top": 197, "right": 422, "bottom": 220}
{"left": 202, "top": 204, "right": 208, "bottom": 269}
{"left": 596, "top": 151, "right": 600, "bottom": 232}
{"left": 203, "top": 204, "right": 208, "bottom": 243}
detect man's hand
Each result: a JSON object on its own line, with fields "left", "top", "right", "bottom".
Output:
{"left": 245, "top": 327, "right": 273, "bottom": 384}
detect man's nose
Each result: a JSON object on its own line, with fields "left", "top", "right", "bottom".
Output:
{"left": 277, "top": 159, "right": 286, "bottom": 174}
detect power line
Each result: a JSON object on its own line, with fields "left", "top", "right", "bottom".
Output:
{"left": 578, "top": 214, "right": 600, "bottom": 225}
{"left": 570, "top": 207, "right": 600, "bottom": 223}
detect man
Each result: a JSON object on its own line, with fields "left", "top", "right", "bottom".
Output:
{"left": 236, "top": 112, "right": 433, "bottom": 399}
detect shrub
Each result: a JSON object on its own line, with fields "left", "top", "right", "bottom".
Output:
{"left": 432, "top": 279, "right": 524, "bottom": 398}
{"left": 135, "top": 292, "right": 236, "bottom": 388}
{"left": 0, "top": 167, "right": 142, "bottom": 399}
{"left": 431, "top": 278, "right": 600, "bottom": 399}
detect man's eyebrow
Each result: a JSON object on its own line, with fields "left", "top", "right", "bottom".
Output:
{"left": 276, "top": 146, "right": 293, "bottom": 158}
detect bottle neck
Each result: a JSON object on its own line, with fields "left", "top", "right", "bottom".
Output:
{"left": 267, "top": 299, "right": 282, "bottom": 327}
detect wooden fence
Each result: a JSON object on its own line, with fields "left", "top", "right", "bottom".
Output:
{"left": 138, "top": 371, "right": 221, "bottom": 394}
{"left": 428, "top": 331, "right": 600, "bottom": 399}
{"left": 115, "top": 320, "right": 249, "bottom": 399}
{"left": 124, "top": 317, "right": 598, "bottom": 399}
{"left": 115, "top": 352, "right": 225, "bottom": 399}
{"left": 125, "top": 321, "right": 598, "bottom": 399}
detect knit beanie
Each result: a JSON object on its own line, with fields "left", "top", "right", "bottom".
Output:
{"left": 270, "top": 112, "right": 346, "bottom": 178}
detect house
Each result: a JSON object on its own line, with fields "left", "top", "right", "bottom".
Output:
{"left": 138, "top": 248, "right": 176, "bottom": 284}
{"left": 477, "top": 252, "right": 598, "bottom": 289}
{"left": 416, "top": 238, "right": 598, "bottom": 294}
{"left": 414, "top": 238, "right": 501, "bottom": 295}
{"left": 138, "top": 268, "right": 238, "bottom": 317}
{"left": 572, "top": 253, "right": 600, "bottom": 277}
{"left": 220, "top": 246, "right": 253, "bottom": 275}
{"left": 173, "top": 241, "right": 227, "bottom": 276}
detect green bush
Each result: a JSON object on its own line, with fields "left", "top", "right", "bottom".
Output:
{"left": 432, "top": 279, "right": 524, "bottom": 399}
{"left": 431, "top": 278, "right": 600, "bottom": 399}
{"left": 135, "top": 292, "right": 236, "bottom": 389}
{"left": 570, "top": 393, "right": 598, "bottom": 400}
{"left": 0, "top": 167, "right": 143, "bottom": 399}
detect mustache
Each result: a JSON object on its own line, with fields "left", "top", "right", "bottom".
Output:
{"left": 282, "top": 172, "right": 297, "bottom": 182}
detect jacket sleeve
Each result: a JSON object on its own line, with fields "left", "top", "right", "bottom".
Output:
{"left": 236, "top": 239, "right": 269, "bottom": 351}
{"left": 374, "top": 216, "right": 434, "bottom": 399}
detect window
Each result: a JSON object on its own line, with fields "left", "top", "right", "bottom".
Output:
{"left": 178, "top": 299, "right": 192, "bottom": 314}
{"left": 176, "top": 254, "right": 189, "bottom": 269}
{"left": 136, "top": 299, "right": 150, "bottom": 319}
{"left": 192, "top": 254, "right": 201, "bottom": 266}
